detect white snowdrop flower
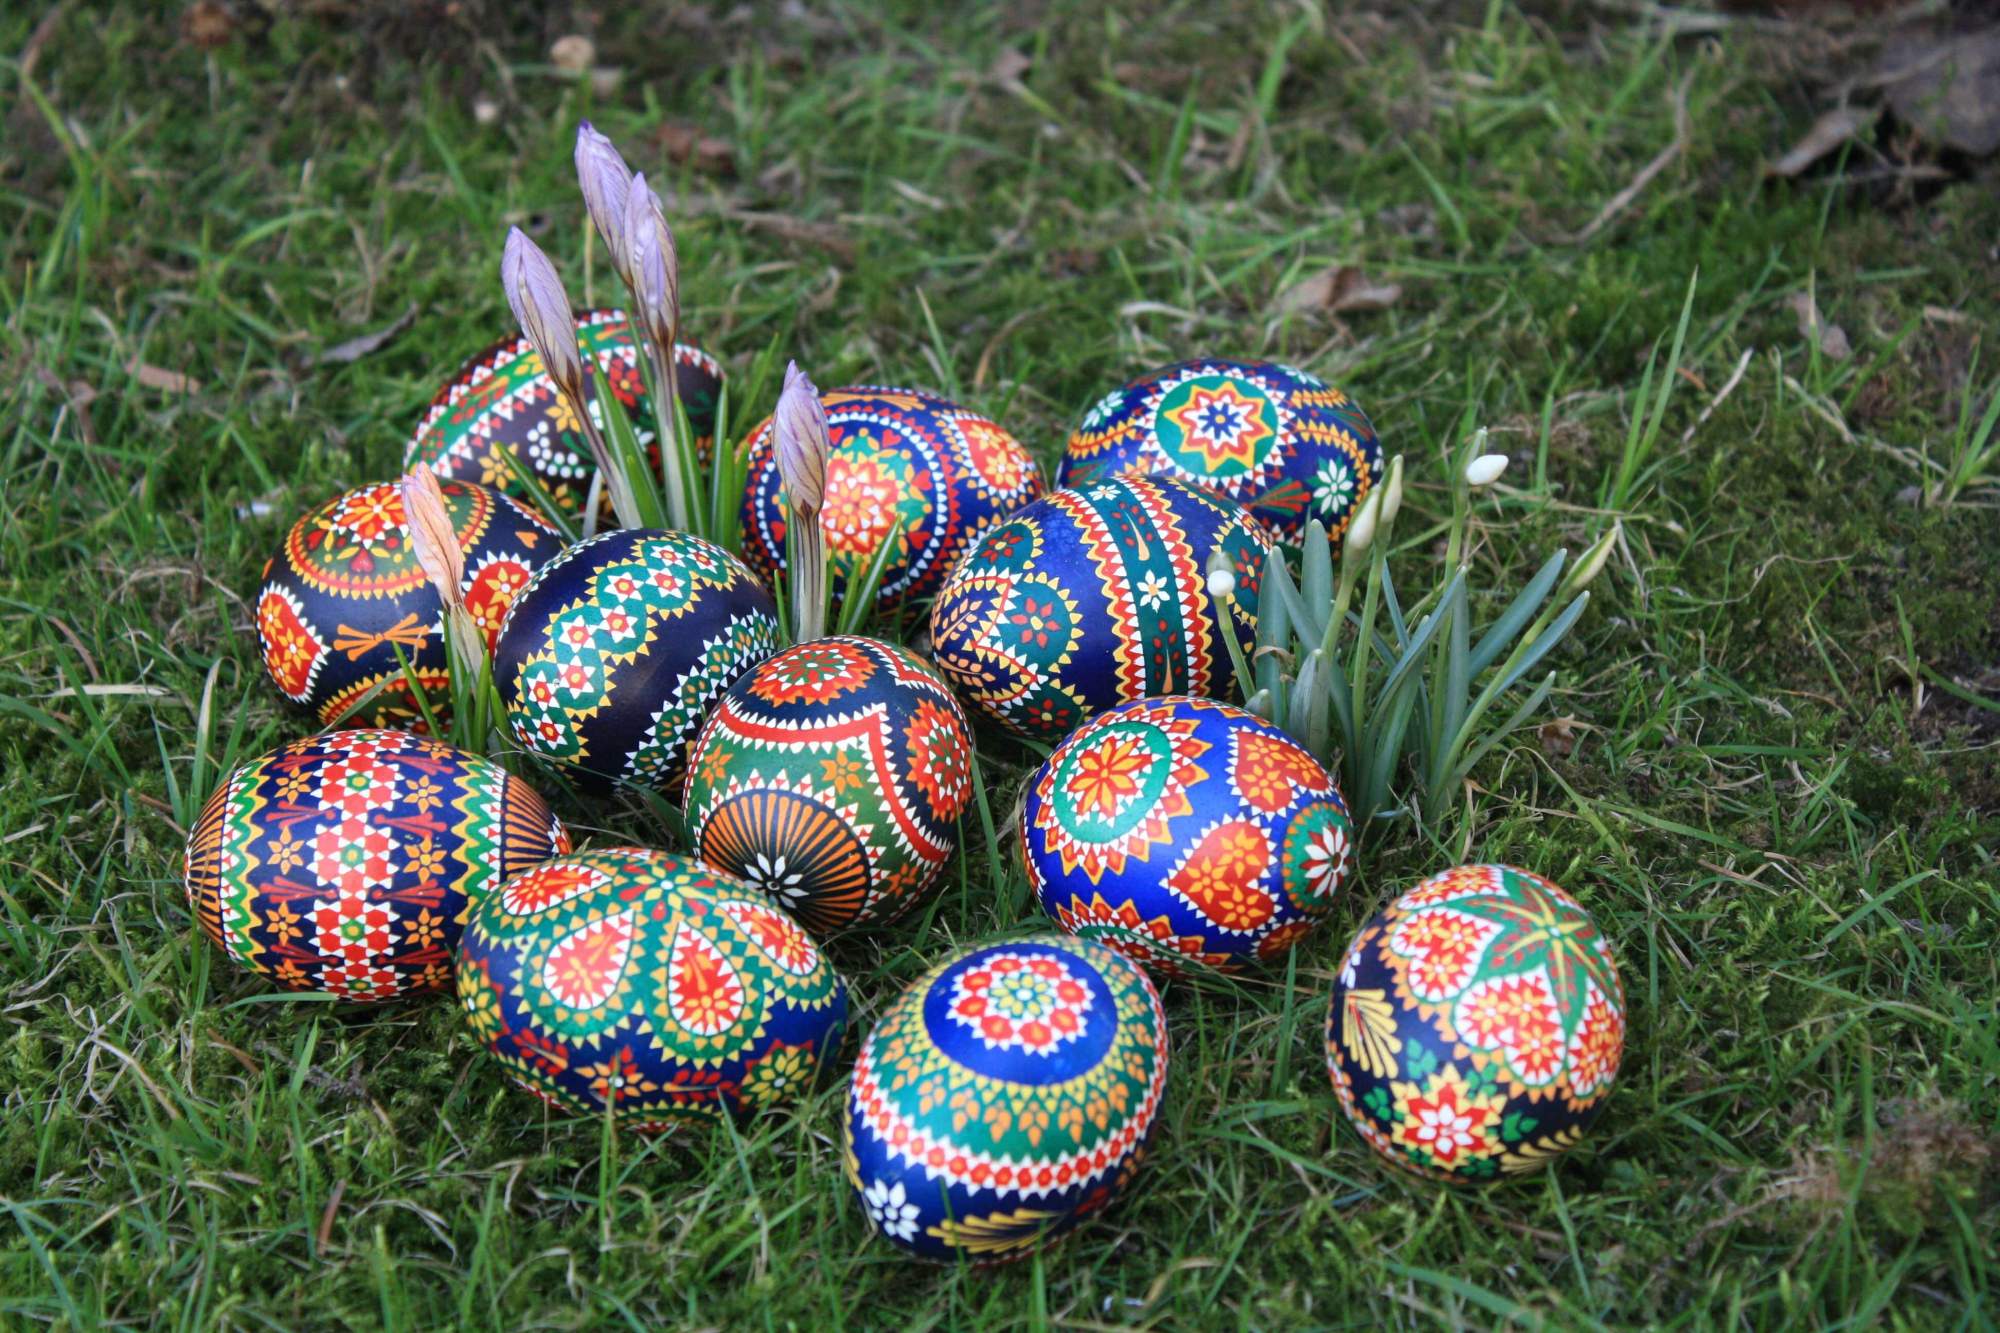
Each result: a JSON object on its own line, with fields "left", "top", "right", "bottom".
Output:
{"left": 1464, "top": 453, "right": 1509, "bottom": 487}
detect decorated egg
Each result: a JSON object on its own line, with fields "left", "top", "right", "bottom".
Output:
{"left": 1326, "top": 864, "right": 1626, "bottom": 1183}
{"left": 405, "top": 307, "right": 725, "bottom": 517}
{"left": 682, "top": 636, "right": 974, "bottom": 936}
{"left": 1061, "top": 359, "right": 1383, "bottom": 550}
{"left": 738, "top": 385, "right": 1043, "bottom": 613}
{"left": 1023, "top": 696, "right": 1353, "bottom": 976}
{"left": 845, "top": 933, "right": 1167, "bottom": 1263}
{"left": 256, "top": 480, "right": 561, "bottom": 729}
{"left": 184, "top": 729, "right": 570, "bottom": 1002}
{"left": 928, "top": 474, "right": 1271, "bottom": 743}
{"left": 456, "top": 847, "right": 847, "bottom": 1129}
{"left": 493, "top": 528, "right": 780, "bottom": 793}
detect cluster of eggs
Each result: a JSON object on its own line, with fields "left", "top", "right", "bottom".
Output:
{"left": 205, "top": 326, "right": 1627, "bottom": 1267}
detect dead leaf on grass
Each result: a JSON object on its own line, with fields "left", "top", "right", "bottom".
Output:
{"left": 128, "top": 360, "right": 200, "bottom": 394}
{"left": 1785, "top": 290, "right": 1851, "bottom": 361}
{"left": 1768, "top": 106, "right": 1873, "bottom": 177}
{"left": 1274, "top": 265, "right": 1402, "bottom": 318}
{"left": 1538, "top": 716, "right": 1582, "bottom": 758}
{"left": 655, "top": 122, "right": 736, "bottom": 177}
{"left": 315, "top": 303, "right": 416, "bottom": 366}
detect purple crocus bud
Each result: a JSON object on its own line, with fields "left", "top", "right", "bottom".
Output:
{"left": 575, "top": 120, "right": 635, "bottom": 284}
{"left": 501, "top": 226, "right": 585, "bottom": 402}
{"left": 773, "top": 360, "right": 829, "bottom": 519}
{"left": 623, "top": 172, "right": 680, "bottom": 353}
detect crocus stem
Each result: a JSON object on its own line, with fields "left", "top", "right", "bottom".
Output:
{"left": 571, "top": 379, "right": 640, "bottom": 528}
{"left": 639, "top": 336, "right": 690, "bottom": 530}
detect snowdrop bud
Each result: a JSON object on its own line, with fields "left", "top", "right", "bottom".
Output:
{"left": 1465, "top": 453, "right": 1510, "bottom": 487}
{"left": 1207, "top": 567, "right": 1236, "bottom": 599}
{"left": 1563, "top": 521, "right": 1620, "bottom": 596}
{"left": 574, "top": 121, "right": 635, "bottom": 284}
{"left": 1344, "top": 487, "right": 1383, "bottom": 557}
{"left": 399, "top": 465, "right": 464, "bottom": 610}
{"left": 501, "top": 228, "right": 585, "bottom": 402}
{"left": 774, "top": 361, "right": 829, "bottom": 518}
{"left": 1378, "top": 455, "right": 1405, "bottom": 527}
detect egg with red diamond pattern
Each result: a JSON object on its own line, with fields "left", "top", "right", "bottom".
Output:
{"left": 492, "top": 528, "right": 780, "bottom": 793}
{"left": 1060, "top": 358, "right": 1382, "bottom": 552}
{"left": 738, "top": 385, "right": 1043, "bottom": 613}
{"left": 928, "top": 474, "right": 1272, "bottom": 743}
{"left": 255, "top": 479, "right": 562, "bottom": 729}
{"left": 682, "top": 636, "right": 974, "bottom": 937}
{"left": 1326, "top": 864, "right": 1626, "bottom": 1183}
{"left": 1023, "top": 695, "right": 1354, "bottom": 976}
{"left": 405, "top": 307, "right": 724, "bottom": 518}
{"left": 184, "top": 729, "right": 571, "bottom": 1001}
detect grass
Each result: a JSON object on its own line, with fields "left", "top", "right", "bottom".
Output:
{"left": 3, "top": 1, "right": 1998, "bottom": 1326}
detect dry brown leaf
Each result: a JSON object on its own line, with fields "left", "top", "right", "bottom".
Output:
{"left": 316, "top": 303, "right": 416, "bottom": 366}
{"left": 549, "top": 34, "right": 595, "bottom": 74}
{"left": 1785, "top": 290, "right": 1851, "bottom": 361}
{"left": 128, "top": 360, "right": 200, "bottom": 394}
{"left": 1769, "top": 106, "right": 1872, "bottom": 177}
{"left": 655, "top": 122, "right": 736, "bottom": 177}
{"left": 988, "top": 47, "right": 1031, "bottom": 86}
{"left": 1538, "top": 716, "right": 1581, "bottom": 758}
{"left": 181, "top": 1, "right": 236, "bottom": 50}
{"left": 1274, "top": 265, "right": 1402, "bottom": 317}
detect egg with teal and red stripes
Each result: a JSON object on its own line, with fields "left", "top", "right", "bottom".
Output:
{"left": 844, "top": 933, "right": 1168, "bottom": 1263}
{"left": 1061, "top": 358, "right": 1382, "bottom": 551}
{"left": 457, "top": 847, "right": 847, "bottom": 1130}
{"left": 1023, "top": 695, "right": 1354, "bottom": 976}
{"left": 737, "top": 385, "right": 1043, "bottom": 613}
{"left": 927, "top": 474, "right": 1271, "bottom": 743}
{"left": 492, "top": 528, "right": 780, "bottom": 793}
{"left": 405, "top": 307, "right": 724, "bottom": 519}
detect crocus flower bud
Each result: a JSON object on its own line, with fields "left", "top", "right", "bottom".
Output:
{"left": 502, "top": 227, "right": 585, "bottom": 403}
{"left": 623, "top": 173, "right": 679, "bottom": 352}
{"left": 399, "top": 464, "right": 464, "bottom": 610}
{"left": 575, "top": 121, "right": 635, "bottom": 284}
{"left": 773, "top": 361, "right": 829, "bottom": 519}
{"left": 1465, "top": 453, "right": 1509, "bottom": 487}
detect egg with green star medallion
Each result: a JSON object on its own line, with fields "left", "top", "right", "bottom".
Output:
{"left": 456, "top": 847, "right": 847, "bottom": 1130}
{"left": 682, "top": 636, "right": 974, "bottom": 937}
{"left": 1325, "top": 864, "right": 1626, "bottom": 1183}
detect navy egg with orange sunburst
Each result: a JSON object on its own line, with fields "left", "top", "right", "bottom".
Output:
{"left": 255, "top": 479, "right": 562, "bottom": 730}
{"left": 682, "top": 636, "right": 974, "bottom": 937}
{"left": 492, "top": 528, "right": 781, "bottom": 794}
{"left": 1061, "top": 358, "right": 1382, "bottom": 552}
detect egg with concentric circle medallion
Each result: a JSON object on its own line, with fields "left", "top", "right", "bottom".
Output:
{"left": 1061, "top": 358, "right": 1383, "bottom": 552}
{"left": 845, "top": 932, "right": 1167, "bottom": 1263}
{"left": 405, "top": 307, "right": 724, "bottom": 519}
{"left": 1024, "top": 695, "right": 1354, "bottom": 976}
{"left": 457, "top": 847, "right": 847, "bottom": 1130}
{"left": 1326, "top": 864, "right": 1626, "bottom": 1184}
{"left": 255, "top": 480, "right": 562, "bottom": 729}
{"left": 682, "top": 635, "right": 973, "bottom": 936}
{"left": 928, "top": 474, "right": 1271, "bottom": 743}
{"left": 493, "top": 528, "right": 780, "bottom": 793}
{"left": 183, "top": 729, "right": 571, "bottom": 1002}
{"left": 738, "top": 385, "right": 1043, "bottom": 613}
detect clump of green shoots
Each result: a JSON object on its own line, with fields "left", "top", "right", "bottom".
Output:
{"left": 1214, "top": 433, "right": 1617, "bottom": 829}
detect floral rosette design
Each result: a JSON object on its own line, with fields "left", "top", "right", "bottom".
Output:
{"left": 457, "top": 848, "right": 847, "bottom": 1130}
{"left": 738, "top": 385, "right": 1044, "bottom": 613}
{"left": 1060, "top": 358, "right": 1383, "bottom": 552}
{"left": 844, "top": 934, "right": 1168, "bottom": 1263}
{"left": 404, "top": 308, "right": 724, "bottom": 518}
{"left": 928, "top": 475, "right": 1272, "bottom": 743}
{"left": 1023, "top": 696, "right": 1354, "bottom": 976}
{"left": 1325, "top": 864, "right": 1626, "bottom": 1183}
{"left": 682, "top": 636, "right": 974, "bottom": 936}
{"left": 184, "top": 730, "right": 570, "bottom": 1001}
{"left": 256, "top": 479, "right": 562, "bottom": 729}
{"left": 492, "top": 528, "right": 780, "bottom": 793}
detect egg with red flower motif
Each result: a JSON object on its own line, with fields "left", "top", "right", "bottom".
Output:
{"left": 928, "top": 475, "right": 1271, "bottom": 743}
{"left": 738, "top": 385, "right": 1043, "bottom": 613}
{"left": 255, "top": 480, "right": 562, "bottom": 729}
{"left": 1326, "top": 864, "right": 1626, "bottom": 1184}
{"left": 183, "top": 729, "right": 571, "bottom": 1002}
{"left": 405, "top": 308, "right": 724, "bottom": 518}
{"left": 1061, "top": 359, "right": 1382, "bottom": 552}
{"left": 457, "top": 847, "right": 847, "bottom": 1130}
{"left": 1023, "top": 695, "right": 1354, "bottom": 976}
{"left": 845, "top": 933, "right": 1167, "bottom": 1263}
{"left": 492, "top": 528, "right": 780, "bottom": 793}
{"left": 682, "top": 636, "right": 973, "bottom": 937}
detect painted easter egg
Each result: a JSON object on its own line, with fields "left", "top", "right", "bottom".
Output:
{"left": 255, "top": 480, "right": 562, "bottom": 729}
{"left": 456, "top": 847, "right": 847, "bottom": 1129}
{"left": 845, "top": 933, "right": 1167, "bottom": 1263}
{"left": 1326, "top": 864, "right": 1626, "bottom": 1183}
{"left": 928, "top": 475, "right": 1272, "bottom": 743}
{"left": 493, "top": 528, "right": 780, "bottom": 793}
{"left": 406, "top": 307, "right": 725, "bottom": 518}
{"left": 1023, "top": 696, "right": 1354, "bottom": 976}
{"left": 738, "top": 385, "right": 1043, "bottom": 613}
{"left": 682, "top": 636, "right": 974, "bottom": 936}
{"left": 184, "top": 729, "right": 570, "bottom": 1002}
{"left": 1061, "top": 359, "right": 1383, "bottom": 550}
